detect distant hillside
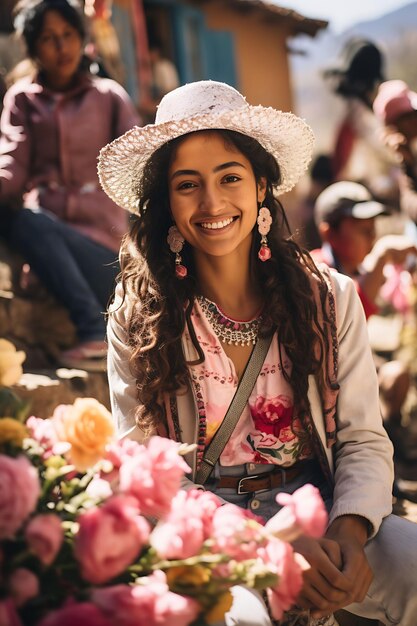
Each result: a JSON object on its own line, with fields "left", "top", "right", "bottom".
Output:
{"left": 289, "top": 1, "right": 417, "bottom": 153}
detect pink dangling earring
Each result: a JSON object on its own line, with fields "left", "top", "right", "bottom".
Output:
{"left": 167, "top": 225, "right": 187, "bottom": 279}
{"left": 257, "top": 205, "right": 272, "bottom": 262}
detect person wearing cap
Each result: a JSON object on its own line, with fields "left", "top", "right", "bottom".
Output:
{"left": 100, "top": 80, "right": 417, "bottom": 625}
{"left": 374, "top": 79, "right": 417, "bottom": 226}
{"left": 311, "top": 180, "right": 417, "bottom": 319}
{"left": 324, "top": 39, "right": 398, "bottom": 202}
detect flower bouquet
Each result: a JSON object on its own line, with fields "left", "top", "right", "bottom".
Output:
{"left": 0, "top": 393, "right": 328, "bottom": 626}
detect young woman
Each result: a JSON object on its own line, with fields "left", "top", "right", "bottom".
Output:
{"left": 0, "top": 0, "right": 139, "bottom": 369}
{"left": 99, "top": 81, "right": 417, "bottom": 625}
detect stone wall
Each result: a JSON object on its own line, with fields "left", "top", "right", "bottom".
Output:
{"left": 0, "top": 238, "right": 110, "bottom": 414}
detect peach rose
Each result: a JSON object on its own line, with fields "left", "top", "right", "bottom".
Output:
{"left": 0, "top": 339, "right": 25, "bottom": 387}
{"left": 52, "top": 398, "right": 114, "bottom": 471}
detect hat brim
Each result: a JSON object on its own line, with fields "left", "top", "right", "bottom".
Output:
{"left": 98, "top": 104, "right": 314, "bottom": 213}
{"left": 350, "top": 200, "right": 388, "bottom": 219}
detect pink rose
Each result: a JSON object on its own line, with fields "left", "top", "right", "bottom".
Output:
{"left": 119, "top": 436, "right": 190, "bottom": 518}
{"left": 38, "top": 602, "right": 113, "bottom": 626}
{"left": 25, "top": 514, "right": 63, "bottom": 566}
{"left": 75, "top": 495, "right": 150, "bottom": 584}
{"left": 211, "top": 504, "right": 266, "bottom": 561}
{"left": 258, "top": 537, "right": 305, "bottom": 620}
{"left": 9, "top": 568, "right": 39, "bottom": 607}
{"left": 92, "top": 572, "right": 200, "bottom": 626}
{"left": 0, "top": 600, "right": 23, "bottom": 626}
{"left": 266, "top": 484, "right": 328, "bottom": 541}
{"left": 251, "top": 395, "right": 294, "bottom": 440}
{"left": 102, "top": 438, "right": 142, "bottom": 485}
{"left": 0, "top": 455, "right": 40, "bottom": 539}
{"left": 150, "top": 489, "right": 221, "bottom": 559}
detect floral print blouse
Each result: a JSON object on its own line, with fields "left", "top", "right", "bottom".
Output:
{"left": 188, "top": 301, "right": 313, "bottom": 467}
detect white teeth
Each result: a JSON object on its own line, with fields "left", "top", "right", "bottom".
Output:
{"left": 200, "top": 217, "right": 234, "bottom": 230}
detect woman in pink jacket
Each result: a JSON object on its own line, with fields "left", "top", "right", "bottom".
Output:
{"left": 0, "top": 0, "right": 139, "bottom": 369}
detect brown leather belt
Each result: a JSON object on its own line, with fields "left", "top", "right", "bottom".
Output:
{"left": 216, "top": 463, "right": 305, "bottom": 495}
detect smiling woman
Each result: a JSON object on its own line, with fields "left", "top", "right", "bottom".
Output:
{"left": 168, "top": 131, "right": 266, "bottom": 263}
{"left": 99, "top": 80, "right": 417, "bottom": 625}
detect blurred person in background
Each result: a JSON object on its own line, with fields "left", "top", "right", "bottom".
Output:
{"left": 324, "top": 38, "right": 398, "bottom": 205}
{"left": 0, "top": 0, "right": 140, "bottom": 370}
{"left": 374, "top": 80, "right": 417, "bottom": 230}
{"left": 311, "top": 181, "right": 415, "bottom": 433}
{"left": 139, "top": 36, "right": 180, "bottom": 124}
{"left": 297, "top": 154, "right": 334, "bottom": 250}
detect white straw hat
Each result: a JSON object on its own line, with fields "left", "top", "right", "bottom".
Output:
{"left": 98, "top": 80, "right": 315, "bottom": 213}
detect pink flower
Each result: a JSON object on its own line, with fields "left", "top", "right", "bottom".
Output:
{"left": 266, "top": 484, "right": 328, "bottom": 542}
{"left": 25, "top": 514, "right": 63, "bottom": 566}
{"left": 251, "top": 395, "right": 294, "bottom": 440}
{"left": 0, "top": 455, "right": 40, "bottom": 539}
{"left": 38, "top": 602, "right": 113, "bottom": 626}
{"left": 211, "top": 504, "right": 266, "bottom": 561}
{"left": 257, "top": 207, "right": 273, "bottom": 236}
{"left": 75, "top": 495, "right": 150, "bottom": 584}
{"left": 0, "top": 600, "right": 23, "bottom": 626}
{"left": 92, "top": 571, "right": 200, "bottom": 626}
{"left": 258, "top": 537, "right": 305, "bottom": 620}
{"left": 277, "top": 426, "right": 296, "bottom": 443}
{"left": 150, "top": 489, "right": 222, "bottom": 559}
{"left": 119, "top": 437, "right": 190, "bottom": 518}
{"left": 25, "top": 416, "right": 58, "bottom": 457}
{"left": 9, "top": 568, "right": 39, "bottom": 607}
{"left": 102, "top": 438, "right": 142, "bottom": 484}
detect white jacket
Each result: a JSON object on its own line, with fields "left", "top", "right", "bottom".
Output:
{"left": 107, "top": 271, "right": 394, "bottom": 537}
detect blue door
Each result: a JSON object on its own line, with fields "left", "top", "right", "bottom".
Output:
{"left": 171, "top": 4, "right": 237, "bottom": 86}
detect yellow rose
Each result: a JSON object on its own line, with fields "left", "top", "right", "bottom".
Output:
{"left": 53, "top": 398, "right": 114, "bottom": 471}
{"left": 0, "top": 417, "right": 27, "bottom": 447}
{"left": 0, "top": 339, "right": 26, "bottom": 387}
{"left": 205, "top": 591, "right": 234, "bottom": 624}
{"left": 166, "top": 565, "right": 211, "bottom": 589}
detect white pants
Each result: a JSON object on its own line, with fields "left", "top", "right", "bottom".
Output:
{"left": 346, "top": 514, "right": 417, "bottom": 625}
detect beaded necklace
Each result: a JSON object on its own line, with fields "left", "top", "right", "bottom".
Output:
{"left": 197, "top": 295, "right": 262, "bottom": 346}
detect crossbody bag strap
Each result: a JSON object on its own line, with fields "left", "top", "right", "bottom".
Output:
{"left": 195, "top": 330, "right": 275, "bottom": 485}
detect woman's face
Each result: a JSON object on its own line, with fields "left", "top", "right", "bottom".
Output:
{"left": 168, "top": 131, "right": 266, "bottom": 261}
{"left": 34, "top": 10, "right": 82, "bottom": 89}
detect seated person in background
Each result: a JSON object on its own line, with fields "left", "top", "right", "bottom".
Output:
{"left": 373, "top": 80, "right": 417, "bottom": 228}
{"left": 139, "top": 37, "right": 180, "bottom": 124}
{"left": 0, "top": 0, "right": 140, "bottom": 370}
{"left": 311, "top": 180, "right": 415, "bottom": 426}
{"left": 311, "top": 181, "right": 416, "bottom": 319}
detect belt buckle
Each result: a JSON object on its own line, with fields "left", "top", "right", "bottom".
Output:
{"left": 237, "top": 473, "right": 262, "bottom": 495}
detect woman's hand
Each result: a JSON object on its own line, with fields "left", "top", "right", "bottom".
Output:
{"left": 292, "top": 515, "right": 373, "bottom": 619}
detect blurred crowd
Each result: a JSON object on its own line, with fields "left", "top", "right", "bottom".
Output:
{"left": 1, "top": 2, "right": 417, "bottom": 495}
{"left": 298, "top": 38, "right": 417, "bottom": 497}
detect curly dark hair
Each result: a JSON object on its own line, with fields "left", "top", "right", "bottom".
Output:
{"left": 117, "top": 129, "right": 330, "bottom": 434}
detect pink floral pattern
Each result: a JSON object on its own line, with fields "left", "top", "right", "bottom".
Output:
{"left": 188, "top": 301, "right": 312, "bottom": 466}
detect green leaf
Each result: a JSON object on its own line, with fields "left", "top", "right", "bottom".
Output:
{"left": 0, "top": 387, "right": 30, "bottom": 421}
